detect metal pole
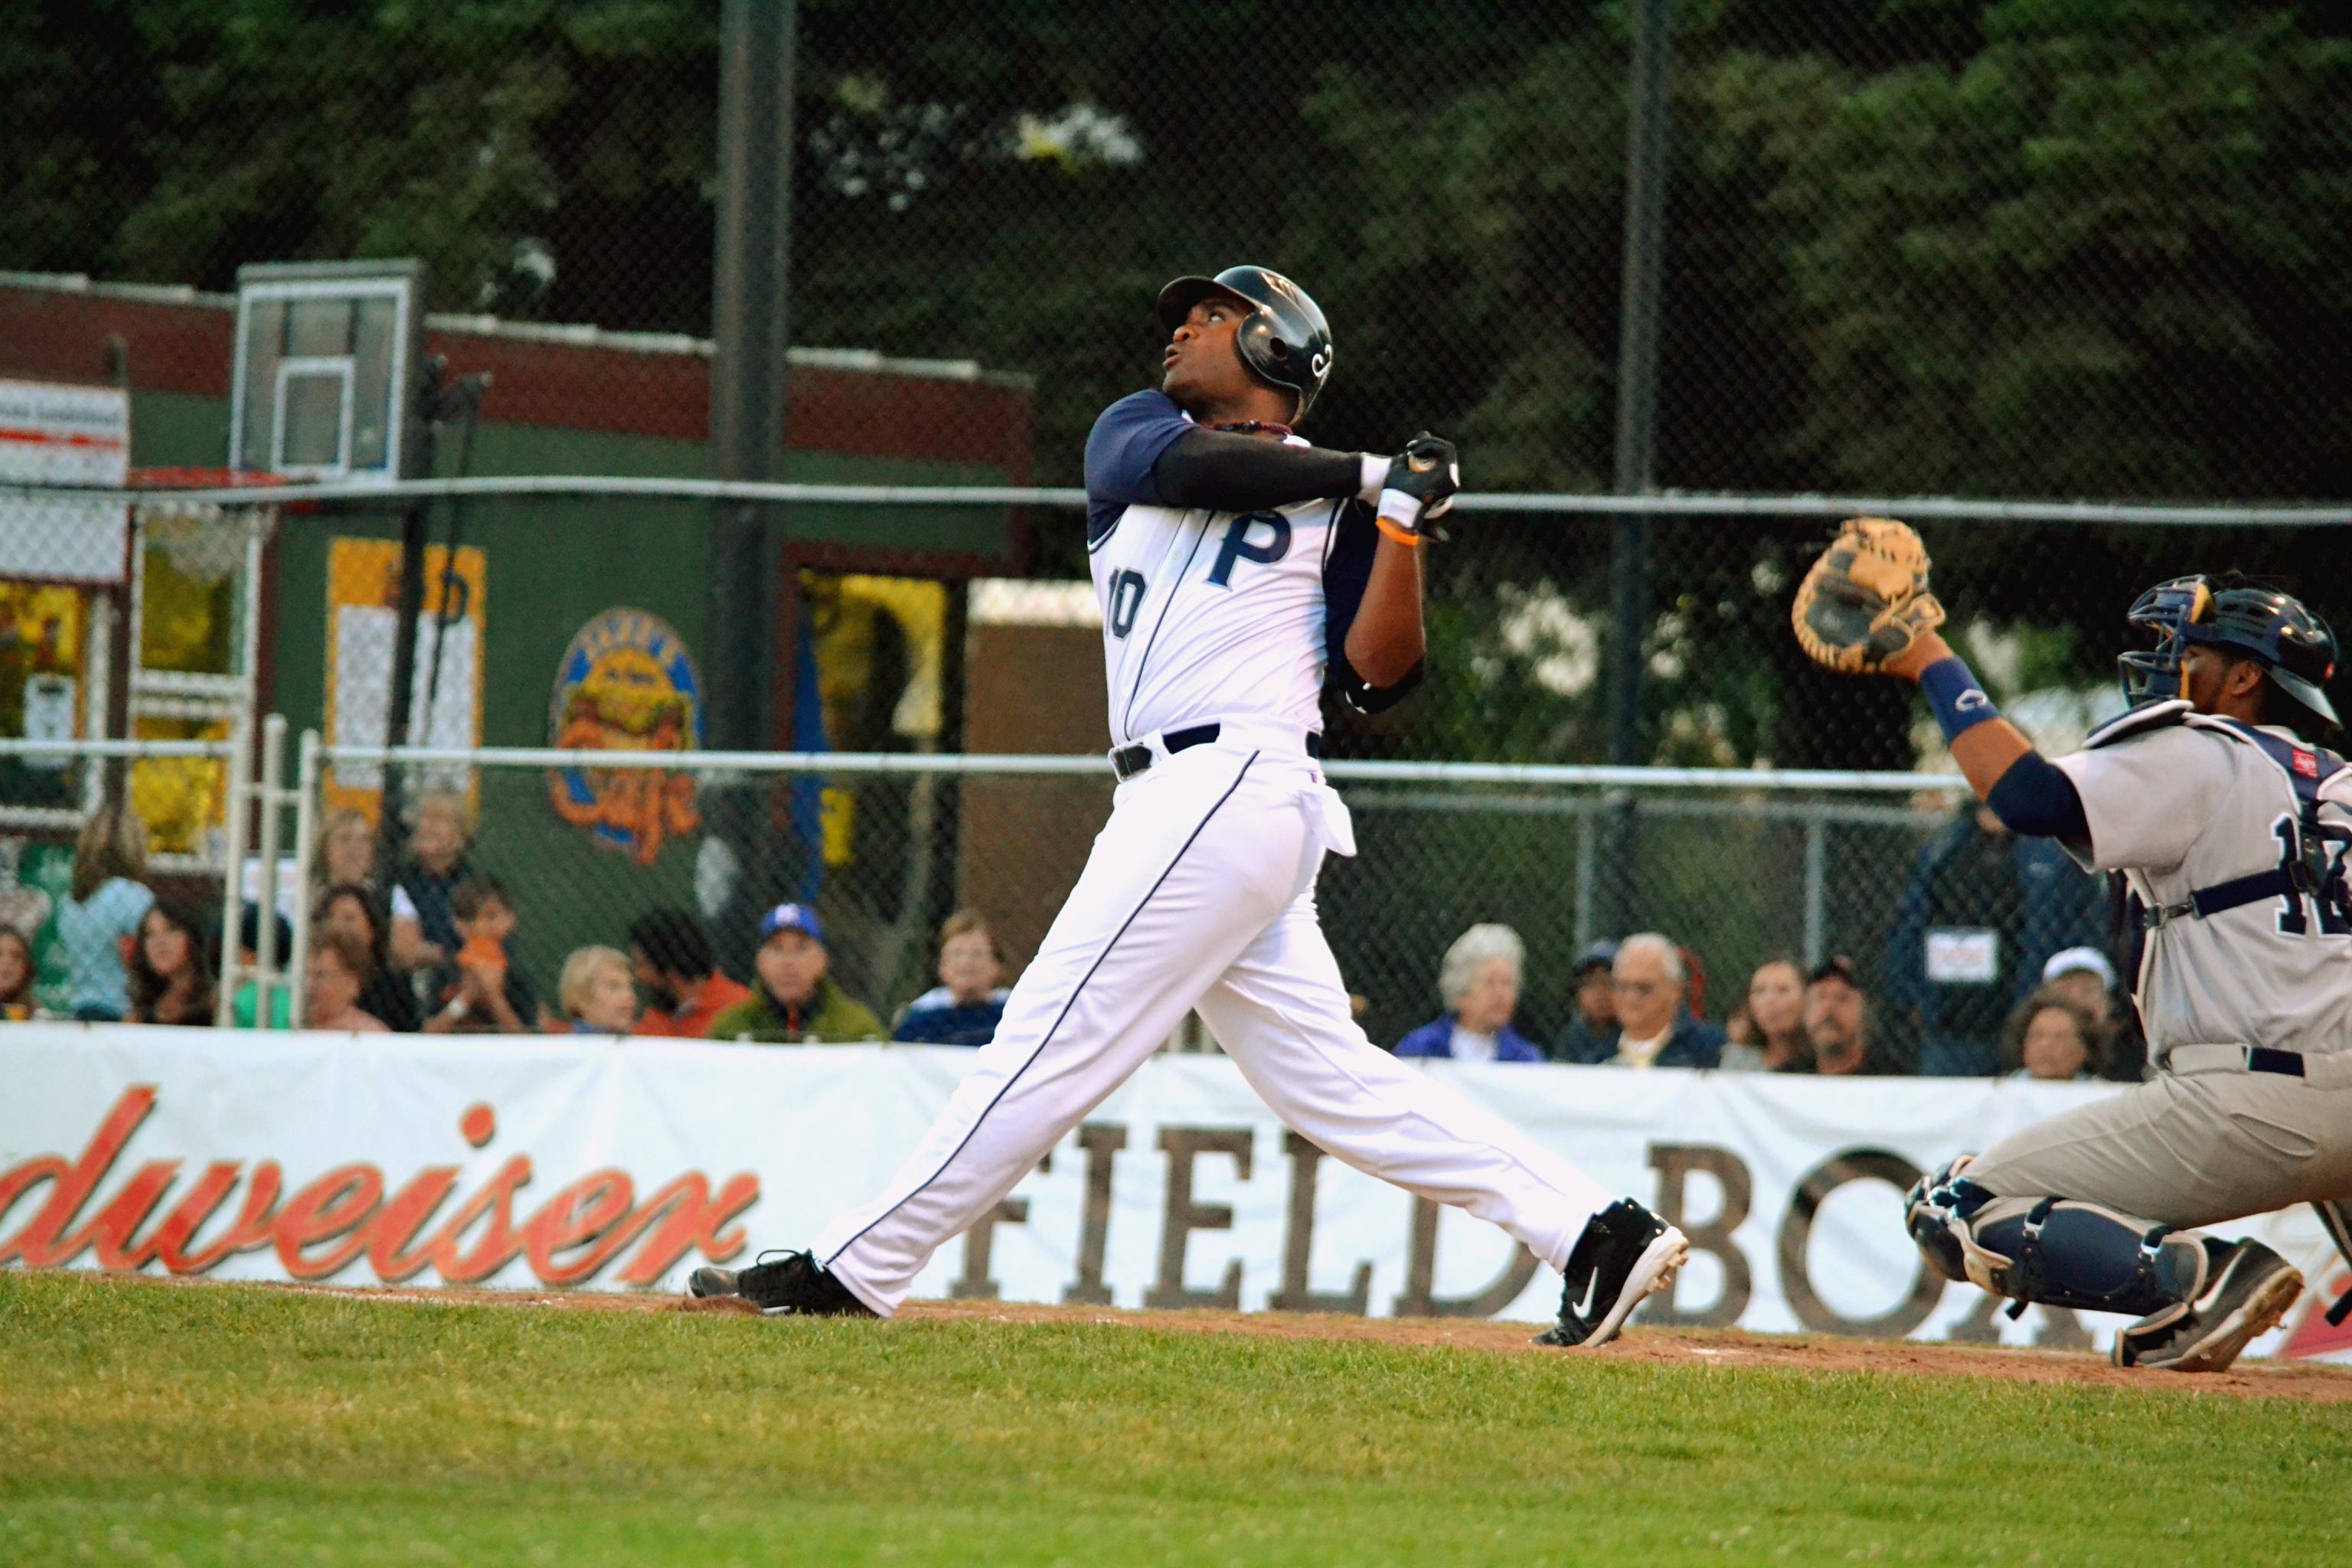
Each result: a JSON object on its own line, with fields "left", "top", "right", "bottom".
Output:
{"left": 254, "top": 714, "right": 287, "bottom": 1021}
{"left": 1573, "top": 800, "right": 1598, "bottom": 953}
{"left": 710, "top": 0, "right": 796, "bottom": 754}
{"left": 1600, "top": 0, "right": 1673, "bottom": 939}
{"left": 709, "top": 0, "right": 799, "bottom": 962}
{"left": 287, "top": 728, "right": 322, "bottom": 1028}
{"left": 381, "top": 358, "right": 446, "bottom": 867}
{"left": 216, "top": 713, "right": 252, "bottom": 1027}
{"left": 1802, "top": 808, "right": 1827, "bottom": 969}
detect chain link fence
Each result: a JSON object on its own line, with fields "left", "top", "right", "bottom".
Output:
{"left": 4, "top": 2, "right": 2349, "bottom": 1080}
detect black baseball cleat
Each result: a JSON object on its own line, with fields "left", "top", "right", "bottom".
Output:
{"left": 1534, "top": 1198, "right": 1690, "bottom": 1349}
{"left": 685, "top": 1250, "right": 877, "bottom": 1318}
{"left": 2111, "top": 1237, "right": 2301, "bottom": 1373}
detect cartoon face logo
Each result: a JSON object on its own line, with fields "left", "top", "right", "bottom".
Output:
{"left": 547, "top": 609, "right": 704, "bottom": 864}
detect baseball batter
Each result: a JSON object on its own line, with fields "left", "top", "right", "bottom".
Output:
{"left": 1795, "top": 522, "right": 2352, "bottom": 1370}
{"left": 693, "top": 265, "right": 1688, "bottom": 1345}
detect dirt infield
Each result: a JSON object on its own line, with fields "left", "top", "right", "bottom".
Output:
{"left": 89, "top": 1270, "right": 2352, "bottom": 1405}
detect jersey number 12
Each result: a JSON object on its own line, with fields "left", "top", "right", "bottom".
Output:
{"left": 2270, "top": 813, "right": 2352, "bottom": 937}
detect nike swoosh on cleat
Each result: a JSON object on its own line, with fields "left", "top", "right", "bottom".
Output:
{"left": 1572, "top": 1272, "right": 1601, "bottom": 1320}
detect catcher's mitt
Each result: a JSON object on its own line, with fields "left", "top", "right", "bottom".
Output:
{"left": 1791, "top": 516, "right": 1945, "bottom": 675}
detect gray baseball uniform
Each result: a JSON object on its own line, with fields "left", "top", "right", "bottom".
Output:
{"left": 1964, "top": 700, "right": 2352, "bottom": 1224}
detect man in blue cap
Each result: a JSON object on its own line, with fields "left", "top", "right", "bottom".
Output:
{"left": 707, "top": 903, "right": 884, "bottom": 1044}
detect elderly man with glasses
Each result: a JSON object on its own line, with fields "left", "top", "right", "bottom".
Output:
{"left": 1569, "top": 932, "right": 1724, "bottom": 1070}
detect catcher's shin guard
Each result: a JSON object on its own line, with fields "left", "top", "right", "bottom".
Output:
{"left": 1906, "top": 1159, "right": 2206, "bottom": 1320}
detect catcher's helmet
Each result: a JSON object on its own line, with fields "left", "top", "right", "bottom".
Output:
{"left": 1155, "top": 265, "right": 1334, "bottom": 417}
{"left": 2119, "top": 575, "right": 2341, "bottom": 733}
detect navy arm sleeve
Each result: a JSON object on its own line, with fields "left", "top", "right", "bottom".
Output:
{"left": 1084, "top": 390, "right": 1364, "bottom": 527}
{"left": 1985, "top": 751, "right": 2089, "bottom": 841}
{"left": 1322, "top": 501, "right": 1425, "bottom": 714}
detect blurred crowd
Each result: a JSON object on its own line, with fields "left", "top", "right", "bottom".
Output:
{"left": 2, "top": 790, "right": 2136, "bottom": 1083}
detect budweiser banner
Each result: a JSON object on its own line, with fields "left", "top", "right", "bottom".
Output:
{"left": 4, "top": 1026, "right": 2346, "bottom": 1361}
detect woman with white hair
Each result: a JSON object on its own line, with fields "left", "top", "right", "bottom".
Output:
{"left": 1394, "top": 923, "right": 1544, "bottom": 1063}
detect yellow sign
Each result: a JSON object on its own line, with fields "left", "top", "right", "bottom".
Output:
{"left": 323, "top": 538, "right": 487, "bottom": 820}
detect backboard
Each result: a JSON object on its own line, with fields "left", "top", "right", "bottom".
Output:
{"left": 229, "top": 260, "right": 426, "bottom": 485}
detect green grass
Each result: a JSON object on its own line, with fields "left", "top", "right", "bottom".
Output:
{"left": 3, "top": 1273, "right": 2349, "bottom": 1566}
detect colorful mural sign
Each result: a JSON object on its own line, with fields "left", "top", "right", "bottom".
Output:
{"left": 547, "top": 609, "right": 703, "bottom": 865}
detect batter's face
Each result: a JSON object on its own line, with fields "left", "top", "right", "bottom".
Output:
{"left": 1162, "top": 295, "right": 1292, "bottom": 424}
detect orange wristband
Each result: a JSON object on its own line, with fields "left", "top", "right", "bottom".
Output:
{"left": 1374, "top": 514, "right": 1425, "bottom": 547}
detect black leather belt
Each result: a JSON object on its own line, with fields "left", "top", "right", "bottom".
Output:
{"left": 1111, "top": 724, "right": 1321, "bottom": 782}
{"left": 2247, "top": 1047, "right": 2306, "bottom": 1078}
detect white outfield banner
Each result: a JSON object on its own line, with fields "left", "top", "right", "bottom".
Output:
{"left": 3, "top": 1025, "right": 2347, "bottom": 1363}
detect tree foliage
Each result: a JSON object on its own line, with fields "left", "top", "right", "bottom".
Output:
{"left": 8, "top": 0, "right": 2349, "bottom": 766}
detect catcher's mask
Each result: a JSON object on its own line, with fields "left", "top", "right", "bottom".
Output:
{"left": 2119, "top": 574, "right": 2342, "bottom": 733}
{"left": 1155, "top": 265, "right": 1334, "bottom": 419}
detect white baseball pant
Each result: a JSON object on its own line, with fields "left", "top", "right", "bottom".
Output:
{"left": 813, "top": 730, "right": 1613, "bottom": 1315}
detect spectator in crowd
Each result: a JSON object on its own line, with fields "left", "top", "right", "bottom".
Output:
{"left": 894, "top": 910, "right": 1011, "bottom": 1046}
{"left": 2002, "top": 988, "right": 2109, "bottom": 1082}
{"left": 0, "top": 926, "right": 38, "bottom": 1021}
{"left": 54, "top": 804, "right": 154, "bottom": 1022}
{"left": 390, "top": 789, "right": 475, "bottom": 972}
{"left": 1396, "top": 923, "right": 1544, "bottom": 1063}
{"left": 126, "top": 899, "right": 216, "bottom": 1026}
{"left": 1718, "top": 956, "right": 1810, "bottom": 1073}
{"left": 627, "top": 907, "right": 749, "bottom": 1038}
{"left": 1550, "top": 941, "right": 1619, "bottom": 1062}
{"left": 304, "top": 926, "right": 389, "bottom": 1033}
{"left": 2037, "top": 946, "right": 2118, "bottom": 1031}
{"left": 2039, "top": 943, "right": 2145, "bottom": 1081}
{"left": 229, "top": 903, "right": 294, "bottom": 1029}
{"left": 315, "top": 884, "right": 421, "bottom": 1032}
{"left": 315, "top": 807, "right": 381, "bottom": 895}
{"left": 1571, "top": 933, "right": 1723, "bottom": 1069}
{"left": 556, "top": 945, "right": 641, "bottom": 1035}
{"left": 420, "top": 877, "right": 540, "bottom": 1034}
{"left": 1800, "top": 955, "right": 1896, "bottom": 1076}
{"left": 1884, "top": 801, "right": 2105, "bottom": 1076}
{"left": 708, "top": 903, "right": 884, "bottom": 1044}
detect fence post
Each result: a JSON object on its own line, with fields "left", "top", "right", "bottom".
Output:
{"left": 215, "top": 713, "right": 253, "bottom": 1027}
{"left": 253, "top": 714, "right": 287, "bottom": 1020}
{"left": 1599, "top": 0, "right": 1675, "bottom": 942}
{"left": 286, "top": 727, "right": 322, "bottom": 1027}
{"left": 1802, "top": 808, "right": 1827, "bottom": 969}
{"left": 1573, "top": 800, "right": 1599, "bottom": 954}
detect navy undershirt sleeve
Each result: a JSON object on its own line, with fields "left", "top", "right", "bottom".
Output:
{"left": 1985, "top": 750, "right": 2089, "bottom": 841}
{"left": 1084, "top": 391, "right": 1191, "bottom": 507}
{"left": 1083, "top": 390, "right": 1194, "bottom": 545}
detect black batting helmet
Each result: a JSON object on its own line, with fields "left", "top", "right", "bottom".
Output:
{"left": 2120, "top": 575, "right": 2341, "bottom": 733}
{"left": 1155, "top": 265, "right": 1334, "bottom": 417}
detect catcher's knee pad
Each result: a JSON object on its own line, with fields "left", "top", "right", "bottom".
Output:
{"left": 1906, "top": 1158, "right": 2207, "bottom": 1318}
{"left": 1905, "top": 1157, "right": 1990, "bottom": 1286}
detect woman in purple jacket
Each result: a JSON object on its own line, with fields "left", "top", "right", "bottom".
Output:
{"left": 1395, "top": 923, "right": 1544, "bottom": 1063}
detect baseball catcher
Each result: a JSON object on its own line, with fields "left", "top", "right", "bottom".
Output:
{"left": 1795, "top": 519, "right": 2352, "bottom": 1370}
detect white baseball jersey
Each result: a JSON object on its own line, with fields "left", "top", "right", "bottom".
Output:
{"left": 805, "top": 390, "right": 1621, "bottom": 1316}
{"left": 2055, "top": 701, "right": 2352, "bottom": 1059}
{"left": 1082, "top": 390, "right": 1380, "bottom": 747}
